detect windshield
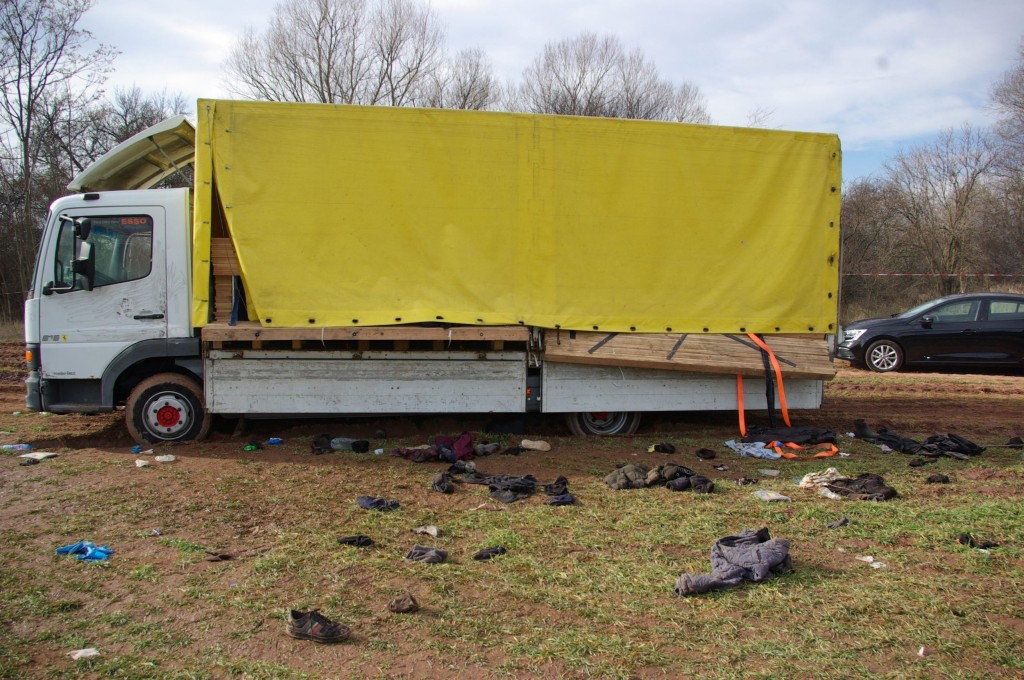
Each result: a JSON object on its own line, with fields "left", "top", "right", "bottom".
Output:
{"left": 895, "top": 297, "right": 953, "bottom": 319}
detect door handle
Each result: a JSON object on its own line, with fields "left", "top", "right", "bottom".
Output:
{"left": 133, "top": 313, "right": 165, "bottom": 320}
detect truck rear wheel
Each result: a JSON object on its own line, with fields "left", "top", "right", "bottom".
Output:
{"left": 126, "top": 373, "right": 211, "bottom": 444}
{"left": 565, "top": 411, "right": 641, "bottom": 436}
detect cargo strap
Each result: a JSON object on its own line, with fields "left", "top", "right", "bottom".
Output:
{"left": 769, "top": 441, "right": 839, "bottom": 459}
{"left": 747, "top": 333, "right": 791, "bottom": 427}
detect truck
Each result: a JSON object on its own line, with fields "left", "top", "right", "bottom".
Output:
{"left": 24, "top": 99, "right": 841, "bottom": 443}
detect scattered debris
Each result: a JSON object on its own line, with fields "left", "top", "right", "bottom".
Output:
{"left": 695, "top": 448, "right": 716, "bottom": 459}
{"left": 712, "top": 464, "right": 729, "bottom": 471}
{"left": 287, "top": 609, "right": 350, "bottom": 643}
{"left": 267, "top": 437, "right": 284, "bottom": 445}
{"left": 356, "top": 496, "right": 400, "bottom": 511}
{"left": 387, "top": 592, "right": 420, "bottom": 613}
{"left": 647, "top": 443, "right": 676, "bottom": 454}
{"left": 411, "top": 525, "right": 439, "bottom": 538}
{"left": 56, "top": 541, "right": 114, "bottom": 561}
{"left": 752, "top": 490, "right": 791, "bottom": 502}
{"left": 135, "top": 460, "right": 151, "bottom": 468}
{"left": 725, "top": 440, "right": 781, "bottom": 460}
{"left": 2, "top": 443, "right": 33, "bottom": 451}
{"left": 68, "top": 648, "right": 100, "bottom": 660}
{"left": 957, "top": 533, "right": 999, "bottom": 550}
{"left": 520, "top": 439, "right": 551, "bottom": 452}
{"left": 154, "top": 454, "right": 176, "bottom": 463}
{"left": 471, "top": 502, "right": 505, "bottom": 512}
{"left": 473, "top": 546, "right": 507, "bottom": 561}
{"left": 758, "top": 469, "right": 781, "bottom": 477}
{"left": 405, "top": 545, "right": 448, "bottom": 563}
{"left": 828, "top": 516, "right": 850, "bottom": 529}
{"left": 337, "top": 535, "right": 374, "bottom": 547}
{"left": 918, "top": 646, "right": 929, "bottom": 658}
{"left": 735, "top": 477, "right": 758, "bottom": 485}
{"left": 204, "top": 550, "right": 234, "bottom": 562}
{"left": 855, "top": 555, "right": 886, "bottom": 568}
{"left": 925, "top": 473, "right": 950, "bottom": 484}
{"left": 675, "top": 527, "right": 792, "bottom": 596}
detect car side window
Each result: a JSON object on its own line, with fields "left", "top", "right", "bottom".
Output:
{"left": 988, "top": 301, "right": 1024, "bottom": 321}
{"left": 928, "top": 300, "right": 979, "bottom": 323}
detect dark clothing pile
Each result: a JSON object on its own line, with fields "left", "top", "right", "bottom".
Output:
{"left": 675, "top": 527, "right": 792, "bottom": 596}
{"left": 854, "top": 421, "right": 984, "bottom": 459}
{"left": 742, "top": 426, "right": 837, "bottom": 446}
{"left": 357, "top": 496, "right": 400, "bottom": 511}
{"left": 457, "top": 470, "right": 575, "bottom": 504}
{"left": 605, "top": 463, "right": 712, "bottom": 493}
{"left": 824, "top": 473, "right": 898, "bottom": 502}
{"left": 394, "top": 433, "right": 505, "bottom": 463}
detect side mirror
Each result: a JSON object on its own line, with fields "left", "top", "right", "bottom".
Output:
{"left": 73, "top": 241, "right": 95, "bottom": 291}
{"left": 74, "top": 217, "right": 92, "bottom": 241}
{"left": 919, "top": 315, "right": 934, "bottom": 327}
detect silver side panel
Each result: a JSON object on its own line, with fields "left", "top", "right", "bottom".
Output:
{"left": 541, "top": 362, "right": 823, "bottom": 412}
{"left": 206, "top": 350, "right": 526, "bottom": 414}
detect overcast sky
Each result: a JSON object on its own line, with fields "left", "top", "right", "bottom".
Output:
{"left": 80, "top": 0, "right": 1024, "bottom": 182}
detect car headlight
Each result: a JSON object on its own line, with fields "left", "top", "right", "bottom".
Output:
{"left": 842, "top": 328, "right": 867, "bottom": 343}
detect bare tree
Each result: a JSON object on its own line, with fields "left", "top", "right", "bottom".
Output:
{"left": 515, "top": 32, "right": 711, "bottom": 123}
{"left": 745, "top": 105, "right": 775, "bottom": 128}
{"left": 0, "top": 0, "right": 115, "bottom": 318}
{"left": 882, "top": 125, "right": 998, "bottom": 296}
{"left": 224, "top": 0, "right": 444, "bottom": 106}
{"left": 992, "top": 39, "right": 1024, "bottom": 159}
{"left": 423, "top": 48, "right": 499, "bottom": 110}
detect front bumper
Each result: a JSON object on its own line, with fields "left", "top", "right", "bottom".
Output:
{"left": 25, "top": 370, "right": 42, "bottom": 411}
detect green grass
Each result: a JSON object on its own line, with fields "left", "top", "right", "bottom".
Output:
{"left": 0, "top": 401, "right": 1021, "bottom": 677}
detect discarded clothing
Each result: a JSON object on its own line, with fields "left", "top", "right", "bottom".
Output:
{"left": 675, "top": 527, "right": 792, "bottom": 596}
{"left": 798, "top": 468, "right": 845, "bottom": 490}
{"left": 356, "top": 496, "right": 400, "bottom": 511}
{"left": 605, "top": 464, "right": 650, "bottom": 490}
{"left": 337, "top": 535, "right": 374, "bottom": 547}
{"left": 500, "top": 446, "right": 524, "bottom": 456}
{"left": 646, "top": 464, "right": 695, "bottom": 487}
{"left": 56, "top": 541, "right": 114, "bottom": 562}
{"left": 695, "top": 448, "right": 716, "bottom": 459}
{"left": 388, "top": 592, "right": 420, "bottom": 613}
{"left": 448, "top": 460, "right": 476, "bottom": 474}
{"left": 828, "top": 516, "right": 850, "bottom": 529}
{"left": 909, "top": 458, "right": 935, "bottom": 467}
{"left": 724, "top": 440, "right": 782, "bottom": 460}
{"left": 546, "top": 493, "right": 576, "bottom": 506}
{"left": 742, "top": 426, "right": 837, "bottom": 446}
{"left": 473, "top": 546, "right": 507, "bottom": 561}
{"left": 431, "top": 472, "right": 455, "bottom": 494}
{"left": 957, "top": 533, "right": 999, "bottom": 549}
{"left": 647, "top": 443, "right": 676, "bottom": 454}
{"left": 473, "top": 442, "right": 501, "bottom": 456}
{"left": 543, "top": 475, "right": 569, "bottom": 496}
{"left": 405, "top": 545, "right": 448, "bottom": 563}
{"left": 824, "top": 473, "right": 897, "bottom": 502}
{"left": 462, "top": 472, "right": 538, "bottom": 503}
{"left": 394, "top": 446, "right": 439, "bottom": 463}
{"left": 925, "top": 473, "right": 950, "bottom": 484}
{"left": 752, "top": 490, "right": 791, "bottom": 502}
{"left": 923, "top": 434, "right": 984, "bottom": 458}
{"left": 411, "top": 525, "right": 440, "bottom": 538}
{"left": 667, "top": 474, "right": 714, "bottom": 494}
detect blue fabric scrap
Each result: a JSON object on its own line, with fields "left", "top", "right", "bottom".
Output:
{"left": 56, "top": 540, "right": 114, "bottom": 561}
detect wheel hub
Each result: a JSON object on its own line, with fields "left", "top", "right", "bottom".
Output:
{"left": 144, "top": 393, "right": 191, "bottom": 437}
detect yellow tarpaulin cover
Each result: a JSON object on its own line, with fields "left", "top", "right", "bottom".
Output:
{"left": 193, "top": 99, "right": 840, "bottom": 333}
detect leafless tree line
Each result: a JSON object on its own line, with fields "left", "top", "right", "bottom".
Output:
{"left": 3, "top": 0, "right": 1023, "bottom": 327}
{"left": 840, "top": 43, "right": 1024, "bottom": 320}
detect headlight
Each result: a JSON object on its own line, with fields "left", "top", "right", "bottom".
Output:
{"left": 842, "top": 328, "right": 867, "bottom": 343}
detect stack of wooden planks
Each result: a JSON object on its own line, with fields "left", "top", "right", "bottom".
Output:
{"left": 541, "top": 331, "right": 835, "bottom": 380}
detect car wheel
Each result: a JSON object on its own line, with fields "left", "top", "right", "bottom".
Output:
{"left": 565, "top": 411, "right": 641, "bottom": 436}
{"left": 126, "top": 373, "right": 211, "bottom": 444}
{"left": 866, "top": 339, "right": 904, "bottom": 373}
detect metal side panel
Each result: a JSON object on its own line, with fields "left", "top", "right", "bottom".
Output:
{"left": 206, "top": 352, "right": 526, "bottom": 414}
{"left": 541, "top": 362, "right": 823, "bottom": 412}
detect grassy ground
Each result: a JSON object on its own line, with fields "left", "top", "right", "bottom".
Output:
{"left": 0, "top": 418, "right": 1021, "bottom": 678}
{"left": 0, "top": 322, "right": 22, "bottom": 344}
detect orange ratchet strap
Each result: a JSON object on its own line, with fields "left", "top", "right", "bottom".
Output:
{"left": 736, "top": 375, "right": 746, "bottom": 436}
{"left": 747, "top": 333, "right": 791, "bottom": 427}
{"left": 769, "top": 441, "right": 839, "bottom": 459}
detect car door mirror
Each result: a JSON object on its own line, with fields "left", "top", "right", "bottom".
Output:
{"left": 919, "top": 315, "right": 934, "bottom": 327}
{"left": 72, "top": 241, "right": 95, "bottom": 291}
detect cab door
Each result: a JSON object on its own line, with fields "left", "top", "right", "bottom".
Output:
{"left": 38, "top": 208, "right": 167, "bottom": 382}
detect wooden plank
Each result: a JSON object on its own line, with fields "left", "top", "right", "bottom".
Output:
{"left": 543, "top": 331, "right": 835, "bottom": 379}
{"left": 211, "top": 238, "right": 241, "bottom": 275}
{"left": 201, "top": 320, "right": 531, "bottom": 343}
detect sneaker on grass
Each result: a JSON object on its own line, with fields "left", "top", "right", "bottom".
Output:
{"left": 286, "top": 609, "right": 350, "bottom": 643}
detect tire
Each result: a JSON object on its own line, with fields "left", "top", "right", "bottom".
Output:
{"left": 126, "top": 373, "right": 211, "bottom": 444}
{"left": 865, "top": 339, "right": 904, "bottom": 373}
{"left": 565, "top": 411, "right": 641, "bottom": 436}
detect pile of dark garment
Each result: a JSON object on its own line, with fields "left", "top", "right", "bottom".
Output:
{"left": 824, "top": 473, "right": 898, "bottom": 501}
{"left": 742, "top": 425, "right": 837, "bottom": 446}
{"left": 394, "top": 433, "right": 518, "bottom": 463}
{"left": 853, "top": 420, "right": 985, "bottom": 459}
{"left": 444, "top": 466, "right": 575, "bottom": 505}
{"left": 604, "top": 464, "right": 714, "bottom": 494}
{"left": 675, "top": 527, "right": 792, "bottom": 596}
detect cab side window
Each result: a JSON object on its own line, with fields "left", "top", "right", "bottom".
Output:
{"left": 988, "top": 301, "right": 1024, "bottom": 321}
{"left": 53, "top": 220, "right": 76, "bottom": 288}
{"left": 86, "top": 215, "right": 153, "bottom": 287}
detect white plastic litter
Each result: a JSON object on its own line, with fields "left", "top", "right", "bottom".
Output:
{"left": 758, "top": 469, "right": 781, "bottom": 477}
{"left": 19, "top": 452, "right": 58, "bottom": 460}
{"left": 135, "top": 459, "right": 151, "bottom": 467}
{"left": 411, "top": 525, "right": 440, "bottom": 538}
{"left": 68, "top": 648, "right": 100, "bottom": 660}
{"left": 154, "top": 454, "right": 176, "bottom": 463}
{"left": 752, "top": 490, "right": 791, "bottom": 502}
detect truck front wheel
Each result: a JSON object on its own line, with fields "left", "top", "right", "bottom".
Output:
{"left": 565, "top": 411, "right": 641, "bottom": 436}
{"left": 126, "top": 373, "right": 211, "bottom": 444}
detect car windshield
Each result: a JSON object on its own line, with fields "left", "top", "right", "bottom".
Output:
{"left": 895, "top": 297, "right": 953, "bottom": 319}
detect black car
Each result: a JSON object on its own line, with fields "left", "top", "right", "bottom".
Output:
{"left": 837, "top": 293, "right": 1024, "bottom": 372}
